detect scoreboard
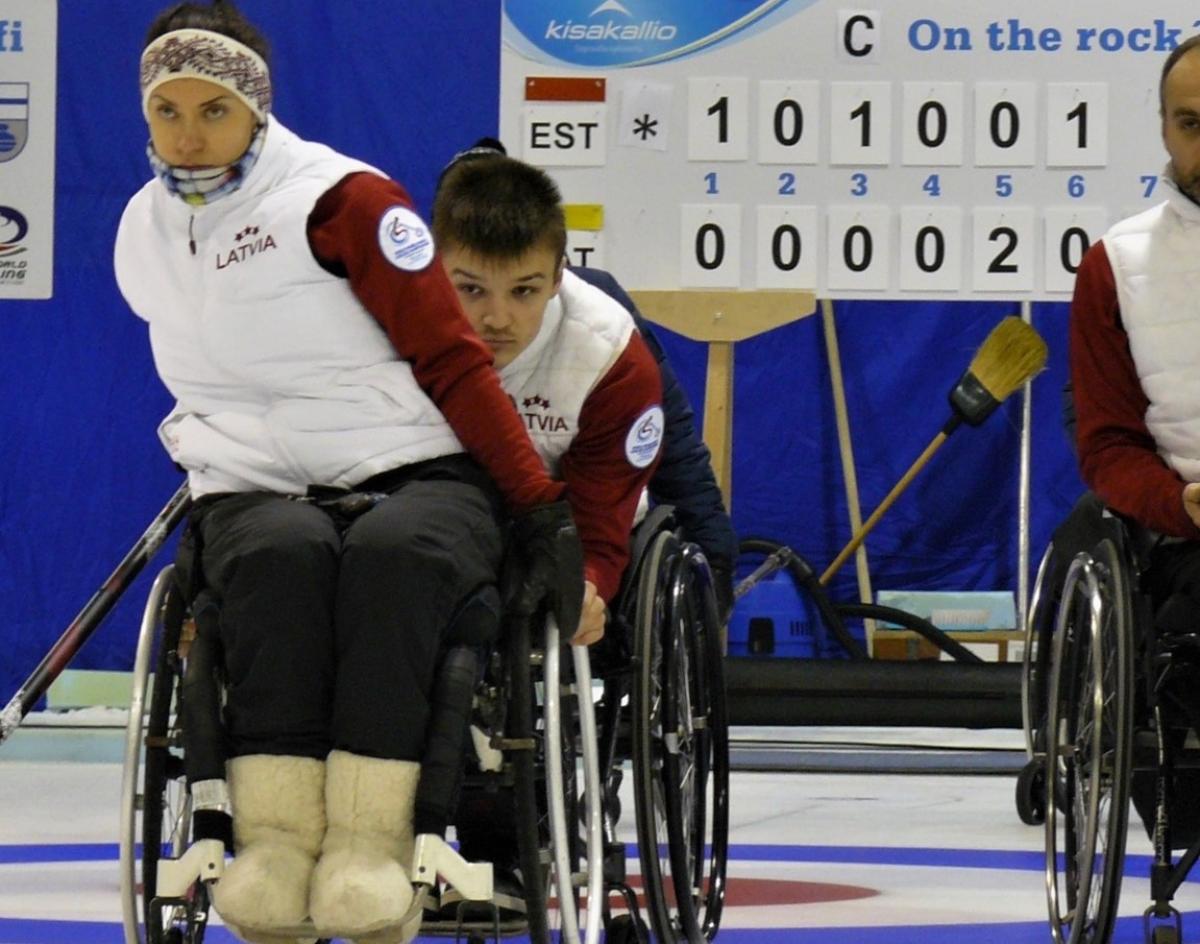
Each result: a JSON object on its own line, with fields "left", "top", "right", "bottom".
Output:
{"left": 500, "top": 1, "right": 1193, "bottom": 300}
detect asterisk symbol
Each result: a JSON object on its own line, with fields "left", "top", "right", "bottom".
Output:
{"left": 633, "top": 113, "right": 658, "bottom": 141}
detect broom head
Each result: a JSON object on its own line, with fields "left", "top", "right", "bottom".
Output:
{"left": 948, "top": 316, "right": 1048, "bottom": 427}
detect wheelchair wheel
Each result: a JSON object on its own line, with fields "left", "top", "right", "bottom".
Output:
{"left": 633, "top": 532, "right": 730, "bottom": 944}
{"left": 508, "top": 613, "right": 602, "bottom": 944}
{"left": 120, "top": 566, "right": 209, "bottom": 944}
{"left": 1023, "top": 541, "right": 1056, "bottom": 760}
{"left": 1044, "top": 540, "right": 1133, "bottom": 944}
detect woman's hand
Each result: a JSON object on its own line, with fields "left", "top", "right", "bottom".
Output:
{"left": 571, "top": 580, "right": 606, "bottom": 646}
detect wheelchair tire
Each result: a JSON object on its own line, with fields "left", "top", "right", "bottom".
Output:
{"left": 506, "top": 614, "right": 549, "bottom": 944}
{"left": 1015, "top": 758, "right": 1046, "bottom": 826}
{"left": 633, "top": 533, "right": 730, "bottom": 944}
{"left": 120, "top": 566, "right": 209, "bottom": 944}
{"left": 1023, "top": 542, "right": 1057, "bottom": 762}
{"left": 1044, "top": 540, "right": 1133, "bottom": 944}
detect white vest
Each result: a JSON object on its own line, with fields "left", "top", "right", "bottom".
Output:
{"left": 114, "top": 118, "right": 462, "bottom": 496}
{"left": 1102, "top": 176, "right": 1200, "bottom": 483}
{"left": 499, "top": 269, "right": 635, "bottom": 474}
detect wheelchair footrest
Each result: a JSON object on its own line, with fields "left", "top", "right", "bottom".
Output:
{"left": 411, "top": 833, "right": 494, "bottom": 903}
{"left": 156, "top": 838, "right": 225, "bottom": 896}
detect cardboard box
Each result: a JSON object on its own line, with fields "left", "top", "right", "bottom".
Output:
{"left": 874, "top": 590, "right": 1016, "bottom": 631}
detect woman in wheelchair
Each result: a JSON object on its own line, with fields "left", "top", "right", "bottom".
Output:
{"left": 115, "top": 3, "right": 586, "bottom": 942}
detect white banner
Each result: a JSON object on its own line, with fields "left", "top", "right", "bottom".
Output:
{"left": 0, "top": 1, "right": 56, "bottom": 300}
{"left": 500, "top": 1, "right": 1194, "bottom": 299}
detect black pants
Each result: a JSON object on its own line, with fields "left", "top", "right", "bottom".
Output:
{"left": 1130, "top": 540, "right": 1200, "bottom": 848}
{"left": 184, "top": 456, "right": 504, "bottom": 762}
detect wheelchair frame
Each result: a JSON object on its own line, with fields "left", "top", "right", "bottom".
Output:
{"left": 1022, "top": 502, "right": 1200, "bottom": 944}
{"left": 118, "top": 514, "right": 730, "bottom": 944}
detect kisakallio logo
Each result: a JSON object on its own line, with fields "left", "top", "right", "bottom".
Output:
{"left": 503, "top": 0, "right": 818, "bottom": 68}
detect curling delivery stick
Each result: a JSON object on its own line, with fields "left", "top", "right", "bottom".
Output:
{"left": 0, "top": 483, "right": 191, "bottom": 744}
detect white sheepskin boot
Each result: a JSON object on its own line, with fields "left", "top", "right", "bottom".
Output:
{"left": 309, "top": 750, "right": 421, "bottom": 943}
{"left": 210, "top": 754, "right": 326, "bottom": 943}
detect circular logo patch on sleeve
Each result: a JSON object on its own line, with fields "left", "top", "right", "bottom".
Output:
{"left": 625, "top": 405, "right": 665, "bottom": 469}
{"left": 377, "top": 205, "right": 435, "bottom": 271}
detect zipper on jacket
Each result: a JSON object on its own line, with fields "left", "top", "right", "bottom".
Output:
{"left": 188, "top": 215, "right": 196, "bottom": 256}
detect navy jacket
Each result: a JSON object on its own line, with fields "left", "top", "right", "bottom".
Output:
{"left": 571, "top": 267, "right": 737, "bottom": 570}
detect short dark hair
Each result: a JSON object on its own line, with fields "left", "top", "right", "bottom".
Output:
{"left": 145, "top": 0, "right": 269, "bottom": 63}
{"left": 432, "top": 155, "right": 567, "bottom": 263}
{"left": 1160, "top": 34, "right": 1200, "bottom": 112}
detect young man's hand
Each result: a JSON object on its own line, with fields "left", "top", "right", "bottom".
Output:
{"left": 571, "top": 580, "right": 606, "bottom": 647}
{"left": 506, "top": 502, "right": 584, "bottom": 636}
{"left": 1184, "top": 482, "right": 1200, "bottom": 528}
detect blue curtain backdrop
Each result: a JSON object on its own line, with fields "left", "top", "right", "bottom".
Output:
{"left": 0, "top": 1, "right": 1082, "bottom": 701}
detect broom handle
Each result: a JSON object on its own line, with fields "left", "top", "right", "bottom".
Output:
{"left": 0, "top": 482, "right": 192, "bottom": 744}
{"left": 819, "top": 430, "right": 950, "bottom": 586}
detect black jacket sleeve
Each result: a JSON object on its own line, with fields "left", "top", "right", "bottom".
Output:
{"left": 569, "top": 266, "right": 738, "bottom": 569}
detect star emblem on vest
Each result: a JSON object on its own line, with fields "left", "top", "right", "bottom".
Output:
{"left": 517, "top": 392, "right": 568, "bottom": 433}
{"left": 217, "top": 225, "right": 277, "bottom": 270}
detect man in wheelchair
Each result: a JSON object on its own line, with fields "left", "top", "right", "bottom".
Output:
{"left": 1055, "top": 31, "right": 1200, "bottom": 942}
{"left": 428, "top": 143, "right": 736, "bottom": 925}
{"left": 1070, "top": 32, "right": 1200, "bottom": 849}
{"left": 432, "top": 139, "right": 737, "bottom": 619}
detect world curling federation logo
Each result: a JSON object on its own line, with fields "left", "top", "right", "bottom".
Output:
{"left": 0, "top": 206, "right": 28, "bottom": 257}
{"left": 0, "top": 82, "right": 29, "bottom": 163}
{"left": 0, "top": 205, "right": 29, "bottom": 286}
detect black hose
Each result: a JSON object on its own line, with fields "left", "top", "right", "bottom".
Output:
{"left": 834, "top": 603, "right": 985, "bottom": 664}
{"left": 740, "top": 538, "right": 987, "bottom": 664}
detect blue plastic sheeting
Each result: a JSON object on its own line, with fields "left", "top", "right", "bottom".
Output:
{"left": 0, "top": 2, "right": 1083, "bottom": 703}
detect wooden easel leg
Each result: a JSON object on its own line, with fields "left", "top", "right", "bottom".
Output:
{"left": 820, "top": 298, "right": 876, "bottom": 653}
{"left": 702, "top": 340, "right": 734, "bottom": 515}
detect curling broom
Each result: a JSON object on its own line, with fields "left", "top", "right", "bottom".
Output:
{"left": 818, "top": 316, "right": 1048, "bottom": 586}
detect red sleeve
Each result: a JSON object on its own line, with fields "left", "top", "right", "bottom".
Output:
{"left": 306, "top": 172, "right": 562, "bottom": 512}
{"left": 1070, "top": 241, "right": 1200, "bottom": 538}
{"left": 559, "top": 332, "right": 664, "bottom": 602}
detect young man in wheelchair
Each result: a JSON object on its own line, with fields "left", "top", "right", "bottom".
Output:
{"left": 1069, "top": 33, "right": 1200, "bottom": 851}
{"left": 433, "top": 140, "right": 737, "bottom": 617}
{"left": 429, "top": 142, "right": 737, "bottom": 919}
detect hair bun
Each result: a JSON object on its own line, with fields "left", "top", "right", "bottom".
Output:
{"left": 468, "top": 137, "right": 506, "bottom": 156}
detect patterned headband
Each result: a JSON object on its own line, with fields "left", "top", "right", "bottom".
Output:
{"left": 140, "top": 28, "right": 271, "bottom": 121}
